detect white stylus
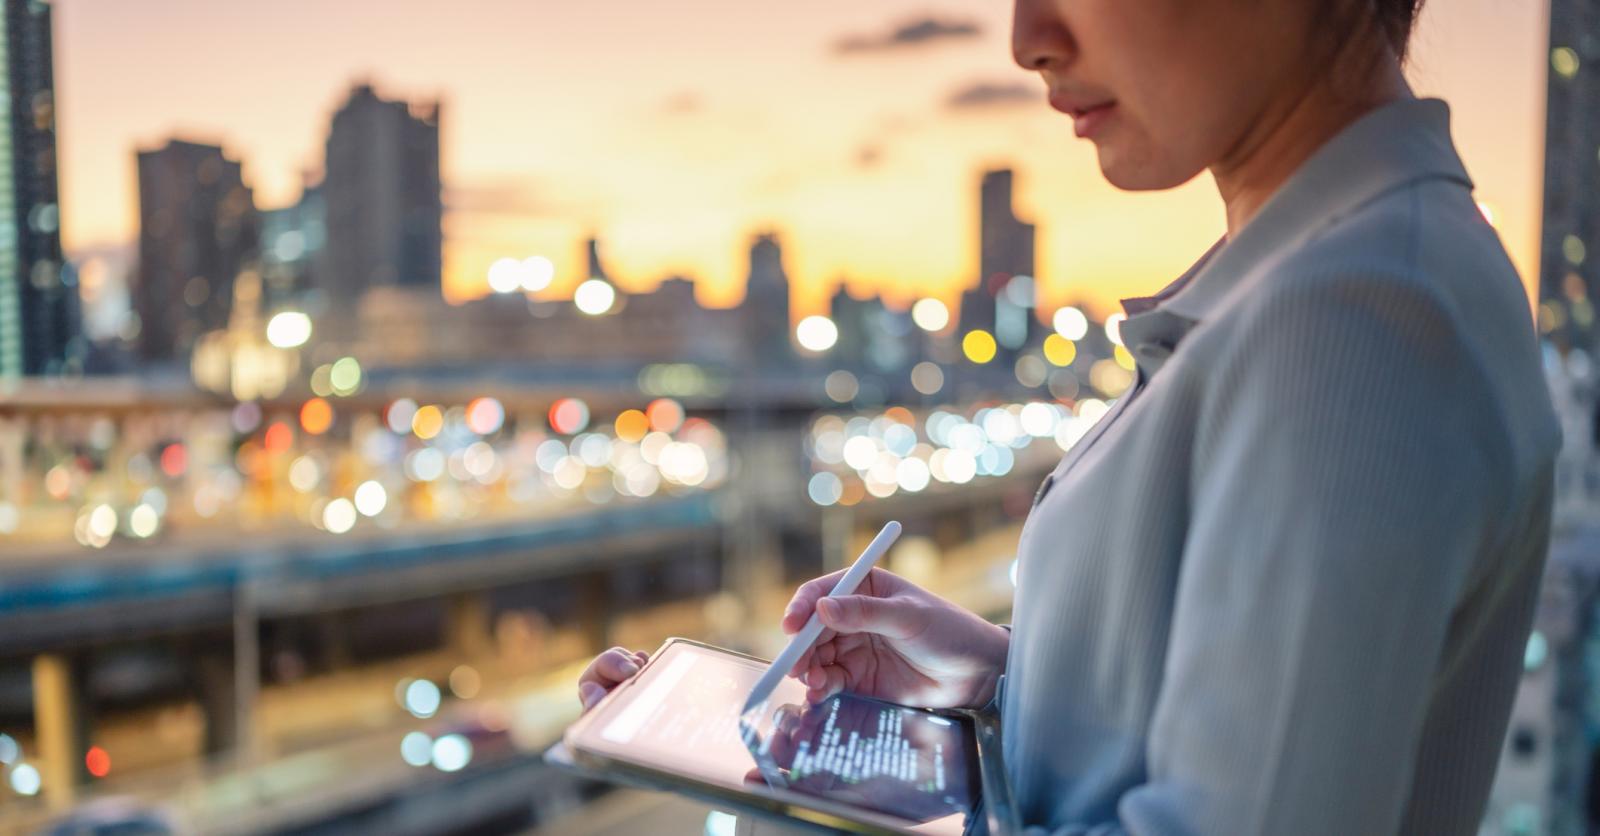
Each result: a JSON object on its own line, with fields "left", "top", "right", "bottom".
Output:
{"left": 741, "top": 520, "right": 903, "bottom": 715}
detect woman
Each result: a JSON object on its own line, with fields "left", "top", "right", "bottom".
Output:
{"left": 579, "top": 0, "right": 1563, "bottom": 831}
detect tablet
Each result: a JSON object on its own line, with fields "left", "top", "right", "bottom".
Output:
{"left": 559, "top": 637, "right": 984, "bottom": 835}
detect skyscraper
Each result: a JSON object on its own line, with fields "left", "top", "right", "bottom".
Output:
{"left": 743, "top": 231, "right": 792, "bottom": 365}
{"left": 959, "top": 169, "right": 1036, "bottom": 350}
{"left": 0, "top": 0, "right": 75, "bottom": 379}
{"left": 1539, "top": 7, "right": 1600, "bottom": 352}
{"left": 134, "top": 140, "right": 258, "bottom": 363}
{"left": 319, "top": 84, "right": 442, "bottom": 305}
{"left": 259, "top": 182, "right": 324, "bottom": 305}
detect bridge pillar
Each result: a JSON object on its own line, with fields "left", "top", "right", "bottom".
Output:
{"left": 446, "top": 591, "right": 492, "bottom": 659}
{"left": 195, "top": 650, "right": 241, "bottom": 757}
{"left": 31, "top": 653, "right": 89, "bottom": 809}
{"left": 232, "top": 582, "right": 260, "bottom": 764}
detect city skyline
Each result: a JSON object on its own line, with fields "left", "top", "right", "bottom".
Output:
{"left": 53, "top": 0, "right": 1548, "bottom": 319}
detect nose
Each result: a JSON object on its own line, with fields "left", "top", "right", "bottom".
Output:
{"left": 1011, "top": 0, "right": 1074, "bottom": 71}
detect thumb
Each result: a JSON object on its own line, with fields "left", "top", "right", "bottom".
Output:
{"left": 816, "top": 595, "right": 918, "bottom": 639}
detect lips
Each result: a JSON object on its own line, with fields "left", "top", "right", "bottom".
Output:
{"left": 1047, "top": 91, "right": 1116, "bottom": 138}
{"left": 1047, "top": 92, "right": 1115, "bottom": 119}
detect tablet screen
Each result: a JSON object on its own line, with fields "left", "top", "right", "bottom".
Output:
{"left": 575, "top": 640, "right": 978, "bottom": 834}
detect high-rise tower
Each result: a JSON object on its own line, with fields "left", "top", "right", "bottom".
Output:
{"left": 959, "top": 169, "right": 1036, "bottom": 351}
{"left": 1538, "top": 6, "right": 1600, "bottom": 352}
{"left": 0, "top": 0, "right": 75, "bottom": 378}
{"left": 319, "top": 84, "right": 442, "bottom": 305}
{"left": 134, "top": 140, "right": 258, "bottom": 363}
{"left": 743, "top": 231, "right": 792, "bottom": 365}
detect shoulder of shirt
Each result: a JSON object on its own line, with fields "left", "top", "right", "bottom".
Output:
{"left": 1198, "top": 175, "right": 1562, "bottom": 484}
{"left": 1220, "top": 176, "right": 1524, "bottom": 354}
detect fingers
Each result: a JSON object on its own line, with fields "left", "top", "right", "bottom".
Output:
{"left": 577, "top": 647, "right": 648, "bottom": 711}
{"left": 815, "top": 594, "right": 920, "bottom": 639}
{"left": 787, "top": 636, "right": 841, "bottom": 680}
{"left": 805, "top": 663, "right": 847, "bottom": 704}
{"left": 781, "top": 568, "right": 850, "bottom": 634}
{"left": 781, "top": 566, "right": 906, "bottom": 634}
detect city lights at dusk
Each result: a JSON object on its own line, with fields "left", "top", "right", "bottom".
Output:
{"left": 0, "top": 1, "right": 1595, "bottom": 834}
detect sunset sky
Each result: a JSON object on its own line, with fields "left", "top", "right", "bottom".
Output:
{"left": 54, "top": 0, "right": 1550, "bottom": 320}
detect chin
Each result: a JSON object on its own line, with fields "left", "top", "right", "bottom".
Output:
{"left": 1095, "top": 144, "right": 1202, "bottom": 192}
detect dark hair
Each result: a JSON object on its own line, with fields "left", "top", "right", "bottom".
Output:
{"left": 1373, "top": 0, "right": 1425, "bottom": 60}
{"left": 1318, "top": 0, "right": 1424, "bottom": 84}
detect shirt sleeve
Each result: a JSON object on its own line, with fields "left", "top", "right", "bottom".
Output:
{"left": 1026, "top": 271, "right": 1509, "bottom": 835}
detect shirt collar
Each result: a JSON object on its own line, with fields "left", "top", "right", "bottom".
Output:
{"left": 1113, "top": 96, "right": 1473, "bottom": 376}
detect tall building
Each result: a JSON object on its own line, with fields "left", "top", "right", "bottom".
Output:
{"left": 259, "top": 182, "right": 325, "bottom": 305}
{"left": 830, "top": 285, "right": 911, "bottom": 372}
{"left": 319, "top": 84, "right": 442, "bottom": 305}
{"left": 959, "top": 169, "right": 1036, "bottom": 351}
{"left": 743, "top": 231, "right": 792, "bottom": 365}
{"left": 134, "top": 139, "right": 258, "bottom": 363}
{"left": 0, "top": 0, "right": 76, "bottom": 378}
{"left": 1539, "top": 3, "right": 1600, "bottom": 450}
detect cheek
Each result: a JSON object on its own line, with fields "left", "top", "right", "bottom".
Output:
{"left": 1076, "top": 0, "right": 1264, "bottom": 190}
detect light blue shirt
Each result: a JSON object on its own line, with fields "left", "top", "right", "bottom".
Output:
{"left": 999, "top": 97, "right": 1563, "bottom": 835}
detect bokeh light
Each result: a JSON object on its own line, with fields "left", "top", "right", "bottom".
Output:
{"left": 300, "top": 398, "right": 334, "bottom": 435}
{"left": 329, "top": 357, "right": 362, "bottom": 396}
{"left": 323, "top": 498, "right": 357, "bottom": 534}
{"left": 85, "top": 745, "right": 111, "bottom": 778}
{"left": 487, "top": 257, "right": 522, "bottom": 293}
{"left": 354, "top": 481, "right": 387, "bottom": 517}
{"left": 911, "top": 298, "right": 950, "bottom": 332}
{"left": 824, "top": 370, "right": 859, "bottom": 403}
{"left": 796, "top": 315, "right": 839, "bottom": 352}
{"left": 521, "top": 255, "right": 556, "bottom": 291}
{"left": 160, "top": 443, "right": 187, "bottom": 478}
{"left": 403, "top": 679, "right": 442, "bottom": 718}
{"left": 962, "top": 330, "right": 997, "bottom": 364}
{"left": 401, "top": 731, "right": 433, "bottom": 767}
{"left": 1043, "top": 334, "right": 1076, "bottom": 366}
{"left": 808, "top": 472, "right": 844, "bottom": 506}
{"left": 264, "top": 422, "right": 293, "bottom": 453}
{"left": 265, "top": 311, "right": 312, "bottom": 348}
{"left": 1052, "top": 306, "right": 1088, "bottom": 341}
{"left": 449, "top": 664, "right": 482, "bottom": 699}
{"left": 1105, "top": 312, "right": 1127, "bottom": 346}
{"left": 615, "top": 409, "right": 649, "bottom": 442}
{"left": 910, "top": 362, "right": 944, "bottom": 395}
{"left": 574, "top": 278, "right": 616, "bottom": 315}
{"left": 412, "top": 405, "right": 445, "bottom": 440}
{"left": 549, "top": 398, "right": 591, "bottom": 434}
{"left": 430, "top": 733, "right": 472, "bottom": 772}
{"left": 465, "top": 397, "right": 506, "bottom": 435}
{"left": 646, "top": 399, "right": 685, "bottom": 433}
{"left": 10, "top": 762, "right": 40, "bottom": 796}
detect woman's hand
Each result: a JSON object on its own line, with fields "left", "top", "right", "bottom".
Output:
{"left": 576, "top": 646, "right": 649, "bottom": 712}
{"left": 782, "top": 567, "right": 1009, "bottom": 709}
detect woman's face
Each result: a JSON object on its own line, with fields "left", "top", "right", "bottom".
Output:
{"left": 1012, "top": 0, "right": 1320, "bottom": 190}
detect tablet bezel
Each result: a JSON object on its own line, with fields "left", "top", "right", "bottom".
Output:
{"left": 560, "top": 637, "right": 985, "bottom": 835}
